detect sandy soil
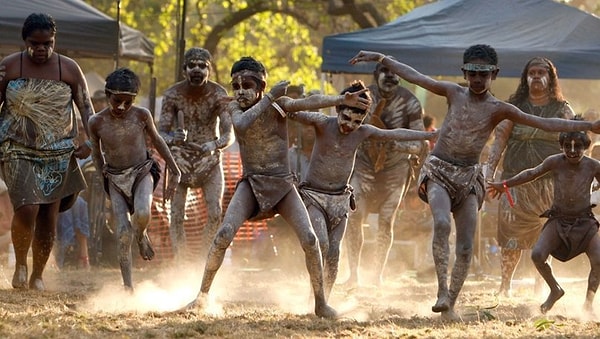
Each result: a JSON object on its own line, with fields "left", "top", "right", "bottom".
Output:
{"left": 0, "top": 249, "right": 598, "bottom": 339}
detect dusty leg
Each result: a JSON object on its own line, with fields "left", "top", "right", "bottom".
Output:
{"left": 324, "top": 218, "right": 347, "bottom": 300}
{"left": 499, "top": 248, "right": 522, "bottom": 297}
{"left": 199, "top": 184, "right": 254, "bottom": 298}
{"left": 373, "top": 204, "right": 396, "bottom": 286}
{"left": 169, "top": 184, "right": 188, "bottom": 262}
{"left": 584, "top": 235, "right": 600, "bottom": 313}
{"left": 29, "top": 202, "right": 61, "bottom": 290}
{"left": 108, "top": 186, "right": 135, "bottom": 290}
{"left": 443, "top": 196, "right": 478, "bottom": 318}
{"left": 343, "top": 207, "right": 364, "bottom": 287}
{"left": 280, "top": 190, "right": 336, "bottom": 318}
{"left": 132, "top": 176, "right": 156, "bottom": 261}
{"left": 307, "top": 205, "right": 331, "bottom": 299}
{"left": 10, "top": 205, "right": 37, "bottom": 289}
{"left": 373, "top": 168, "right": 408, "bottom": 286}
{"left": 531, "top": 228, "right": 564, "bottom": 314}
{"left": 427, "top": 183, "right": 453, "bottom": 313}
{"left": 200, "top": 167, "right": 224, "bottom": 260}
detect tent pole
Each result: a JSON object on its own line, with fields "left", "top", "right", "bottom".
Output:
{"left": 115, "top": 0, "right": 121, "bottom": 69}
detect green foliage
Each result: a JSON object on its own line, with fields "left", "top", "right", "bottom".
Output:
{"left": 81, "top": 0, "right": 427, "bottom": 99}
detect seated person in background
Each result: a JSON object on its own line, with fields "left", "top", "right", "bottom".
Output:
{"left": 55, "top": 192, "right": 90, "bottom": 270}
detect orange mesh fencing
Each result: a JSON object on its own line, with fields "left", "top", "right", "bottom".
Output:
{"left": 147, "top": 151, "right": 269, "bottom": 265}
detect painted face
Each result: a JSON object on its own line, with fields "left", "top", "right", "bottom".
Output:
{"left": 231, "top": 75, "right": 260, "bottom": 109}
{"left": 108, "top": 93, "right": 135, "bottom": 118}
{"left": 337, "top": 107, "right": 366, "bottom": 134}
{"left": 25, "top": 29, "right": 55, "bottom": 64}
{"left": 561, "top": 138, "right": 585, "bottom": 164}
{"left": 376, "top": 66, "right": 401, "bottom": 93}
{"left": 463, "top": 59, "right": 497, "bottom": 95}
{"left": 185, "top": 58, "right": 210, "bottom": 87}
{"left": 526, "top": 65, "right": 549, "bottom": 91}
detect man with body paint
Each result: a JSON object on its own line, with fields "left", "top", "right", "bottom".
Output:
{"left": 349, "top": 45, "right": 600, "bottom": 321}
{"left": 187, "top": 56, "right": 370, "bottom": 319}
{"left": 485, "top": 57, "right": 574, "bottom": 298}
{"left": 158, "top": 48, "right": 234, "bottom": 262}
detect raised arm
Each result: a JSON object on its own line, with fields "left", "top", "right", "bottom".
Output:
{"left": 349, "top": 50, "right": 456, "bottom": 97}
{"left": 280, "top": 88, "right": 371, "bottom": 113}
{"left": 287, "top": 111, "right": 329, "bottom": 127}
{"left": 231, "top": 80, "right": 289, "bottom": 132}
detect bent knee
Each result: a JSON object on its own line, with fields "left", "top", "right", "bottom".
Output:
{"left": 214, "top": 224, "right": 235, "bottom": 248}
{"left": 530, "top": 249, "right": 547, "bottom": 264}
{"left": 131, "top": 209, "right": 151, "bottom": 227}
{"left": 299, "top": 232, "right": 318, "bottom": 250}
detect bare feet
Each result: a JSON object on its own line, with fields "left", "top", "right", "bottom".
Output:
{"left": 540, "top": 287, "right": 565, "bottom": 314}
{"left": 29, "top": 278, "right": 45, "bottom": 291}
{"left": 337, "top": 277, "right": 358, "bottom": 290}
{"left": 315, "top": 303, "right": 337, "bottom": 319}
{"left": 432, "top": 296, "right": 450, "bottom": 313}
{"left": 12, "top": 265, "right": 27, "bottom": 289}
{"left": 179, "top": 293, "right": 208, "bottom": 312}
{"left": 138, "top": 232, "right": 155, "bottom": 260}
{"left": 441, "top": 309, "right": 461, "bottom": 322}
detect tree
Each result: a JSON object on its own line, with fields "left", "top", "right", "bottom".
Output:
{"left": 84, "top": 0, "right": 425, "bottom": 97}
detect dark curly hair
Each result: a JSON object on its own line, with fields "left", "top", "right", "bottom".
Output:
{"left": 463, "top": 44, "right": 498, "bottom": 65}
{"left": 22, "top": 13, "right": 56, "bottom": 40}
{"left": 230, "top": 56, "right": 268, "bottom": 90}
{"left": 337, "top": 80, "right": 370, "bottom": 115}
{"left": 105, "top": 67, "right": 141, "bottom": 94}
{"left": 559, "top": 115, "right": 591, "bottom": 149}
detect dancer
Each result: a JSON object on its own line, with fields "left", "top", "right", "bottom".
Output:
{"left": 485, "top": 57, "right": 574, "bottom": 297}
{"left": 159, "top": 47, "right": 234, "bottom": 262}
{"left": 189, "top": 56, "right": 370, "bottom": 318}
{"left": 292, "top": 80, "right": 436, "bottom": 299}
{"left": 349, "top": 45, "right": 600, "bottom": 320}
{"left": 344, "top": 62, "right": 426, "bottom": 287}
{"left": 88, "top": 68, "right": 181, "bottom": 290}
{"left": 488, "top": 124, "right": 600, "bottom": 314}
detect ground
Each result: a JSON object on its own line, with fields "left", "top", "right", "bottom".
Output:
{"left": 0, "top": 250, "right": 598, "bottom": 339}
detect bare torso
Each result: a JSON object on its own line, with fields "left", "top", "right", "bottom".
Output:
{"left": 159, "top": 80, "right": 231, "bottom": 145}
{"left": 90, "top": 107, "right": 152, "bottom": 170}
{"left": 303, "top": 117, "right": 366, "bottom": 191}
{"left": 432, "top": 88, "right": 504, "bottom": 166}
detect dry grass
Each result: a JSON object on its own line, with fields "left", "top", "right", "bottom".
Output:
{"left": 0, "top": 255, "right": 598, "bottom": 339}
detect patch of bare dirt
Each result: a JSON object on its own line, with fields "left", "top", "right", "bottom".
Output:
{"left": 0, "top": 254, "right": 598, "bottom": 338}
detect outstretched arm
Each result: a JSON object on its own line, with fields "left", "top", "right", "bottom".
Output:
{"left": 349, "top": 50, "right": 455, "bottom": 97}
{"left": 366, "top": 125, "right": 438, "bottom": 143}
{"left": 502, "top": 103, "right": 597, "bottom": 132}
{"left": 231, "top": 80, "right": 289, "bottom": 132}
{"left": 487, "top": 156, "right": 553, "bottom": 199}
{"left": 281, "top": 88, "right": 371, "bottom": 113}
{"left": 287, "top": 111, "right": 328, "bottom": 126}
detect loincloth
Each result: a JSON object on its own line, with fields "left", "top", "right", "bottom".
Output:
{"left": 298, "top": 183, "right": 355, "bottom": 231}
{"left": 418, "top": 155, "right": 484, "bottom": 212}
{"left": 497, "top": 178, "right": 553, "bottom": 249}
{"left": 170, "top": 146, "right": 220, "bottom": 187}
{"left": 241, "top": 173, "right": 295, "bottom": 221}
{"left": 103, "top": 158, "right": 160, "bottom": 214}
{"left": 540, "top": 207, "right": 599, "bottom": 262}
{"left": 0, "top": 142, "right": 85, "bottom": 211}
